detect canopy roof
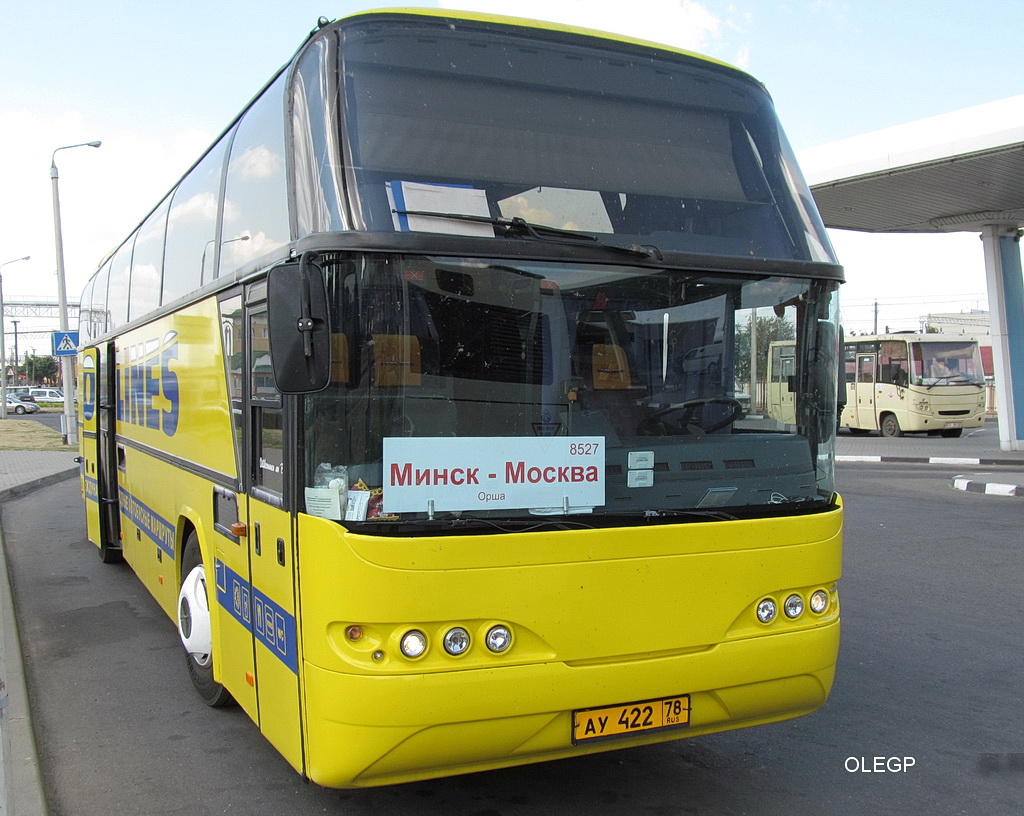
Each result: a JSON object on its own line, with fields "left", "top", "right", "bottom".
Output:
{"left": 802, "top": 95, "right": 1024, "bottom": 233}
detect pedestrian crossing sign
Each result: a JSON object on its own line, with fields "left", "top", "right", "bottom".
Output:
{"left": 52, "top": 331, "right": 79, "bottom": 356}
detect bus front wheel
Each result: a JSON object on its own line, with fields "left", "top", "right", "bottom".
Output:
{"left": 880, "top": 414, "right": 903, "bottom": 438}
{"left": 178, "top": 532, "right": 232, "bottom": 707}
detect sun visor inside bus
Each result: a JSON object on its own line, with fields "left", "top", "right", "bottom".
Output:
{"left": 267, "top": 255, "right": 332, "bottom": 393}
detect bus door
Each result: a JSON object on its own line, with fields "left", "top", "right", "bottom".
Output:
{"left": 854, "top": 353, "right": 878, "bottom": 429}
{"left": 242, "top": 294, "right": 304, "bottom": 773}
{"left": 85, "top": 341, "right": 122, "bottom": 561}
{"left": 79, "top": 348, "right": 101, "bottom": 549}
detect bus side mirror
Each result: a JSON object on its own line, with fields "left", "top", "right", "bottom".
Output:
{"left": 267, "top": 253, "right": 332, "bottom": 393}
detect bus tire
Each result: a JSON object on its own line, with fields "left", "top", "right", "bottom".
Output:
{"left": 178, "top": 532, "right": 233, "bottom": 708}
{"left": 880, "top": 414, "right": 902, "bottom": 438}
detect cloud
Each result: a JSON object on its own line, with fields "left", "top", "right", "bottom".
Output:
{"left": 229, "top": 145, "right": 282, "bottom": 181}
{"left": 168, "top": 190, "right": 219, "bottom": 225}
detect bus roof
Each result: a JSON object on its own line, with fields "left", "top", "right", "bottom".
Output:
{"left": 343, "top": 7, "right": 750, "bottom": 78}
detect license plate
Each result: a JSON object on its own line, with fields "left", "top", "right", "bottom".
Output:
{"left": 945, "top": 421, "right": 963, "bottom": 428}
{"left": 572, "top": 694, "right": 689, "bottom": 744}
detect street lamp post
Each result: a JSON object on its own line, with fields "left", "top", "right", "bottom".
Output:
{"left": 51, "top": 140, "right": 101, "bottom": 444}
{"left": 201, "top": 234, "right": 249, "bottom": 278}
{"left": 1, "top": 255, "right": 31, "bottom": 420}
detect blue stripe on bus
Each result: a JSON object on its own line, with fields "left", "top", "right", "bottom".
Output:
{"left": 84, "top": 475, "right": 99, "bottom": 503}
{"left": 214, "top": 559, "right": 298, "bottom": 675}
{"left": 118, "top": 487, "right": 176, "bottom": 559}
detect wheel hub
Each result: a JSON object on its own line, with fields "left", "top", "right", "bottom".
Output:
{"left": 178, "top": 565, "right": 213, "bottom": 667}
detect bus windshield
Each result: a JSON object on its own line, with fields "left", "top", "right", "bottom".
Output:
{"left": 304, "top": 254, "right": 839, "bottom": 530}
{"left": 911, "top": 340, "right": 985, "bottom": 386}
{"left": 298, "top": 16, "right": 834, "bottom": 264}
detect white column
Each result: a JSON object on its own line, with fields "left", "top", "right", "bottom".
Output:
{"left": 981, "top": 224, "right": 1024, "bottom": 450}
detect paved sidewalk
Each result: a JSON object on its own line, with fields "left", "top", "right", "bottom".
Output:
{"left": 0, "top": 450, "right": 80, "bottom": 501}
{"left": 1, "top": 449, "right": 79, "bottom": 816}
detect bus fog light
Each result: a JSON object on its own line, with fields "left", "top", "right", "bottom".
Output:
{"left": 443, "top": 627, "right": 470, "bottom": 655}
{"left": 485, "top": 625, "right": 512, "bottom": 653}
{"left": 784, "top": 594, "right": 804, "bottom": 619}
{"left": 756, "top": 598, "right": 777, "bottom": 624}
{"left": 400, "top": 629, "right": 427, "bottom": 658}
{"left": 810, "top": 590, "right": 829, "bottom": 614}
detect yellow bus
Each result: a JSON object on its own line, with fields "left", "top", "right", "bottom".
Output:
{"left": 76, "top": 9, "right": 844, "bottom": 788}
{"left": 840, "top": 334, "right": 986, "bottom": 437}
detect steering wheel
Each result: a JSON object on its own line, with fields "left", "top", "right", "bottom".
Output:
{"left": 637, "top": 397, "right": 744, "bottom": 436}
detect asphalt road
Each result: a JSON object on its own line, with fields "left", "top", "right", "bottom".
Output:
{"left": 2, "top": 465, "right": 1022, "bottom": 815}
{"left": 4, "top": 411, "right": 61, "bottom": 432}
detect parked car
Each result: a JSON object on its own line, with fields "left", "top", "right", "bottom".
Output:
{"left": 679, "top": 343, "right": 723, "bottom": 375}
{"left": 28, "top": 388, "right": 64, "bottom": 402}
{"left": 4, "top": 396, "right": 41, "bottom": 414}
{"left": 7, "top": 387, "right": 35, "bottom": 402}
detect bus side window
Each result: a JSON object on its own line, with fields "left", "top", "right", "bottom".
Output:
{"left": 220, "top": 294, "right": 245, "bottom": 468}
{"left": 250, "top": 307, "right": 285, "bottom": 496}
{"left": 219, "top": 73, "right": 289, "bottom": 279}
{"left": 879, "top": 341, "right": 909, "bottom": 386}
{"left": 163, "top": 138, "right": 229, "bottom": 302}
{"left": 857, "top": 355, "right": 875, "bottom": 384}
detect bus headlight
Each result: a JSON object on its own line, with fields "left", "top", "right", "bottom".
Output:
{"left": 485, "top": 624, "right": 512, "bottom": 653}
{"left": 784, "top": 594, "right": 805, "bottom": 619}
{"left": 810, "top": 589, "right": 830, "bottom": 614}
{"left": 756, "top": 598, "right": 777, "bottom": 624}
{"left": 400, "top": 629, "right": 427, "bottom": 658}
{"left": 443, "top": 627, "right": 470, "bottom": 655}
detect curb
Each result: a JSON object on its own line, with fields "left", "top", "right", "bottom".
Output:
{"left": 1, "top": 525, "right": 49, "bottom": 816}
{"left": 0, "top": 467, "right": 79, "bottom": 504}
{"left": 951, "top": 475, "right": 1024, "bottom": 497}
{"left": 835, "top": 455, "right": 1024, "bottom": 497}
{"left": 837, "top": 455, "right": 1024, "bottom": 467}
{"left": 0, "top": 469, "right": 77, "bottom": 816}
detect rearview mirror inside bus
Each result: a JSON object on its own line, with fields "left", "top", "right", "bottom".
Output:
{"left": 267, "top": 254, "right": 331, "bottom": 393}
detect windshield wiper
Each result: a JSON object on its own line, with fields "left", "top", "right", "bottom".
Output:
{"left": 391, "top": 209, "right": 661, "bottom": 258}
{"left": 594, "top": 509, "right": 738, "bottom": 523}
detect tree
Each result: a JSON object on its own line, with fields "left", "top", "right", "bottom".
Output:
{"left": 734, "top": 313, "right": 796, "bottom": 385}
{"left": 20, "top": 353, "right": 58, "bottom": 385}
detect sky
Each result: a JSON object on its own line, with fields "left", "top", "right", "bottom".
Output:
{"left": 2, "top": 0, "right": 1021, "bottom": 352}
